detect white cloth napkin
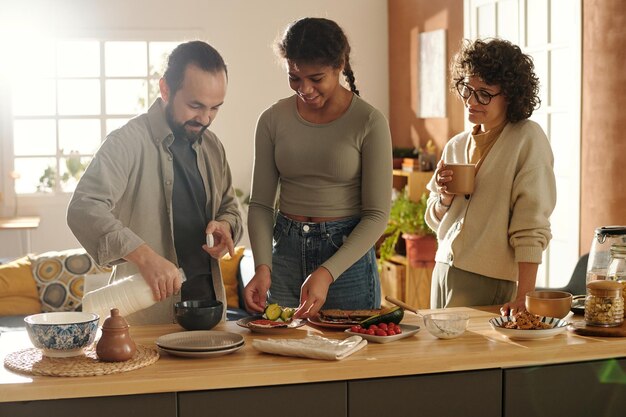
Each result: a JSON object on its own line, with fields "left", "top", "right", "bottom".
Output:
{"left": 252, "top": 335, "right": 367, "bottom": 360}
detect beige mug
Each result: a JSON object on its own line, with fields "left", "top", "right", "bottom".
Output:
{"left": 445, "top": 163, "right": 475, "bottom": 195}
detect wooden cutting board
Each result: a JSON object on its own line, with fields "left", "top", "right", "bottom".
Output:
{"left": 568, "top": 319, "right": 626, "bottom": 337}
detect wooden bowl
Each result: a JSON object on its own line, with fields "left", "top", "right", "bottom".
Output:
{"left": 525, "top": 291, "right": 573, "bottom": 319}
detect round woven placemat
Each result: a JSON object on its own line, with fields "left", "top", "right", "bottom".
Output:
{"left": 4, "top": 344, "right": 159, "bottom": 377}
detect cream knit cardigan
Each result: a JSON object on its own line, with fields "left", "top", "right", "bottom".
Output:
{"left": 425, "top": 119, "right": 557, "bottom": 282}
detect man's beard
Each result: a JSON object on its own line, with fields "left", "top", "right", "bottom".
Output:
{"left": 165, "top": 104, "right": 210, "bottom": 142}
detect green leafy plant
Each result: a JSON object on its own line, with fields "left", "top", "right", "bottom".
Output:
{"left": 234, "top": 187, "right": 250, "bottom": 206}
{"left": 37, "top": 151, "right": 89, "bottom": 192}
{"left": 379, "top": 188, "right": 434, "bottom": 263}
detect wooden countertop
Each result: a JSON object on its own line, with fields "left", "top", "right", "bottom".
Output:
{"left": 2, "top": 306, "right": 625, "bottom": 403}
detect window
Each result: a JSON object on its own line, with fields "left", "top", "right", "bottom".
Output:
{"left": 464, "top": 0, "right": 582, "bottom": 287}
{"left": 4, "top": 38, "right": 179, "bottom": 194}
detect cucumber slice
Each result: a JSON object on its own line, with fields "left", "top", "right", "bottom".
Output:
{"left": 280, "top": 307, "right": 296, "bottom": 321}
{"left": 360, "top": 306, "right": 404, "bottom": 327}
{"left": 263, "top": 303, "right": 282, "bottom": 321}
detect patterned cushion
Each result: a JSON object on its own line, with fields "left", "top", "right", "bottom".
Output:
{"left": 219, "top": 246, "right": 245, "bottom": 309}
{"left": 29, "top": 249, "right": 110, "bottom": 312}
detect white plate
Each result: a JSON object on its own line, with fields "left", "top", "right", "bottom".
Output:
{"left": 489, "top": 316, "right": 569, "bottom": 340}
{"left": 344, "top": 324, "right": 420, "bottom": 344}
{"left": 156, "top": 331, "right": 244, "bottom": 351}
{"left": 158, "top": 343, "right": 244, "bottom": 358}
{"left": 236, "top": 316, "right": 306, "bottom": 334}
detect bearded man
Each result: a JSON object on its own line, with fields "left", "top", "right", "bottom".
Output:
{"left": 68, "top": 41, "right": 242, "bottom": 325}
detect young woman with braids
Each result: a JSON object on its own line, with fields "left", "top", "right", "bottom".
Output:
{"left": 244, "top": 17, "right": 392, "bottom": 319}
{"left": 425, "top": 38, "right": 556, "bottom": 316}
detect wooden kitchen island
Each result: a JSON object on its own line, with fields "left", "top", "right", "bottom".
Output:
{"left": 1, "top": 306, "right": 624, "bottom": 417}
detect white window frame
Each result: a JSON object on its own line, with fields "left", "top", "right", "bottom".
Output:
{"left": 463, "top": 0, "right": 582, "bottom": 287}
{"left": 0, "top": 30, "right": 201, "bottom": 216}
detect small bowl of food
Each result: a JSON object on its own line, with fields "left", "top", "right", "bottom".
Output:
{"left": 24, "top": 312, "right": 99, "bottom": 357}
{"left": 525, "top": 290, "right": 573, "bottom": 319}
{"left": 422, "top": 312, "right": 469, "bottom": 339}
{"left": 175, "top": 299, "right": 223, "bottom": 331}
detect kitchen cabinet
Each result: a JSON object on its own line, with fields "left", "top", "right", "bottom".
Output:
{"left": 179, "top": 382, "right": 346, "bottom": 417}
{"left": 348, "top": 369, "right": 502, "bottom": 417}
{"left": 381, "top": 170, "right": 434, "bottom": 309}
{"left": 503, "top": 359, "right": 626, "bottom": 417}
{"left": 0, "top": 393, "right": 175, "bottom": 417}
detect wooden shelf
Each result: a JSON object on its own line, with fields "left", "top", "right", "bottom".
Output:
{"left": 392, "top": 170, "right": 432, "bottom": 202}
{"left": 390, "top": 254, "right": 408, "bottom": 266}
{"left": 380, "top": 169, "right": 436, "bottom": 309}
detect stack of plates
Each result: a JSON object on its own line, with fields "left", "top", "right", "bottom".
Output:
{"left": 155, "top": 331, "right": 244, "bottom": 358}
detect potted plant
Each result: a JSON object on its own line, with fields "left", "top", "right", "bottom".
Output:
{"left": 379, "top": 188, "right": 437, "bottom": 267}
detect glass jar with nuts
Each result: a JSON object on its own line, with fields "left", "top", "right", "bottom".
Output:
{"left": 584, "top": 280, "right": 624, "bottom": 327}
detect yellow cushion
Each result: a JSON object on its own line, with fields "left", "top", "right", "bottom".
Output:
{"left": 219, "top": 246, "right": 245, "bottom": 309}
{"left": 29, "top": 249, "right": 110, "bottom": 312}
{"left": 0, "top": 256, "right": 41, "bottom": 316}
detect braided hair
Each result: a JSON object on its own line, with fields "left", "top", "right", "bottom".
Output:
{"left": 275, "top": 17, "right": 359, "bottom": 96}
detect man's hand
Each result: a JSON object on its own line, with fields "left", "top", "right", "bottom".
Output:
{"left": 243, "top": 265, "right": 272, "bottom": 313}
{"left": 293, "top": 267, "right": 334, "bottom": 319}
{"left": 203, "top": 220, "right": 234, "bottom": 259}
{"left": 124, "top": 244, "right": 183, "bottom": 301}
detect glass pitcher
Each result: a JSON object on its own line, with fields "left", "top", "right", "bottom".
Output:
{"left": 607, "top": 243, "right": 626, "bottom": 306}
{"left": 587, "top": 226, "right": 626, "bottom": 284}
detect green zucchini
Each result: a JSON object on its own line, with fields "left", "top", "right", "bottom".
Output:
{"left": 263, "top": 303, "right": 282, "bottom": 321}
{"left": 360, "top": 306, "right": 404, "bottom": 327}
{"left": 280, "top": 307, "right": 296, "bottom": 321}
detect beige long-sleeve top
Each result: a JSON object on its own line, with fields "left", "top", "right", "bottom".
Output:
{"left": 248, "top": 94, "right": 392, "bottom": 279}
{"left": 67, "top": 99, "right": 242, "bottom": 324}
{"left": 425, "top": 119, "right": 557, "bottom": 282}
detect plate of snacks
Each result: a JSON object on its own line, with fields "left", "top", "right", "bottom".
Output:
{"left": 489, "top": 311, "right": 569, "bottom": 340}
{"left": 344, "top": 322, "right": 420, "bottom": 344}
{"left": 308, "top": 309, "right": 383, "bottom": 329}
{"left": 236, "top": 303, "right": 305, "bottom": 334}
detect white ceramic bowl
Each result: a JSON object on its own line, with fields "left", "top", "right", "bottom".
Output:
{"left": 24, "top": 312, "right": 99, "bottom": 357}
{"left": 423, "top": 312, "right": 469, "bottom": 339}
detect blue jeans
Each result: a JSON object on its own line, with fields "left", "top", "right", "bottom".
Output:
{"left": 269, "top": 212, "right": 381, "bottom": 309}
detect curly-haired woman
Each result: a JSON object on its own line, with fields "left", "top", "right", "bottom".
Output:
{"left": 244, "top": 18, "right": 392, "bottom": 319}
{"left": 425, "top": 38, "right": 556, "bottom": 315}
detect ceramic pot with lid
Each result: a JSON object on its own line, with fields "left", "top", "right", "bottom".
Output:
{"left": 586, "top": 226, "right": 626, "bottom": 284}
{"left": 96, "top": 308, "right": 136, "bottom": 362}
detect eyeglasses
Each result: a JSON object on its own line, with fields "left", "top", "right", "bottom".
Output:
{"left": 456, "top": 82, "right": 502, "bottom": 105}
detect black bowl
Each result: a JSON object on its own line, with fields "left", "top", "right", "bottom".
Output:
{"left": 175, "top": 299, "right": 223, "bottom": 331}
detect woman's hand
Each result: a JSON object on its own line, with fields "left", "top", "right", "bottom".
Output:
{"left": 293, "top": 267, "right": 334, "bottom": 319}
{"left": 243, "top": 265, "right": 272, "bottom": 313}
{"left": 501, "top": 262, "right": 538, "bottom": 316}
{"left": 500, "top": 298, "right": 526, "bottom": 316}
{"left": 435, "top": 160, "right": 454, "bottom": 205}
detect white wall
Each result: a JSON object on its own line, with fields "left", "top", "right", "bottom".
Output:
{"left": 0, "top": 0, "right": 389, "bottom": 258}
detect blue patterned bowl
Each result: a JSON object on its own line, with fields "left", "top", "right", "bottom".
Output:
{"left": 24, "top": 312, "right": 99, "bottom": 357}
